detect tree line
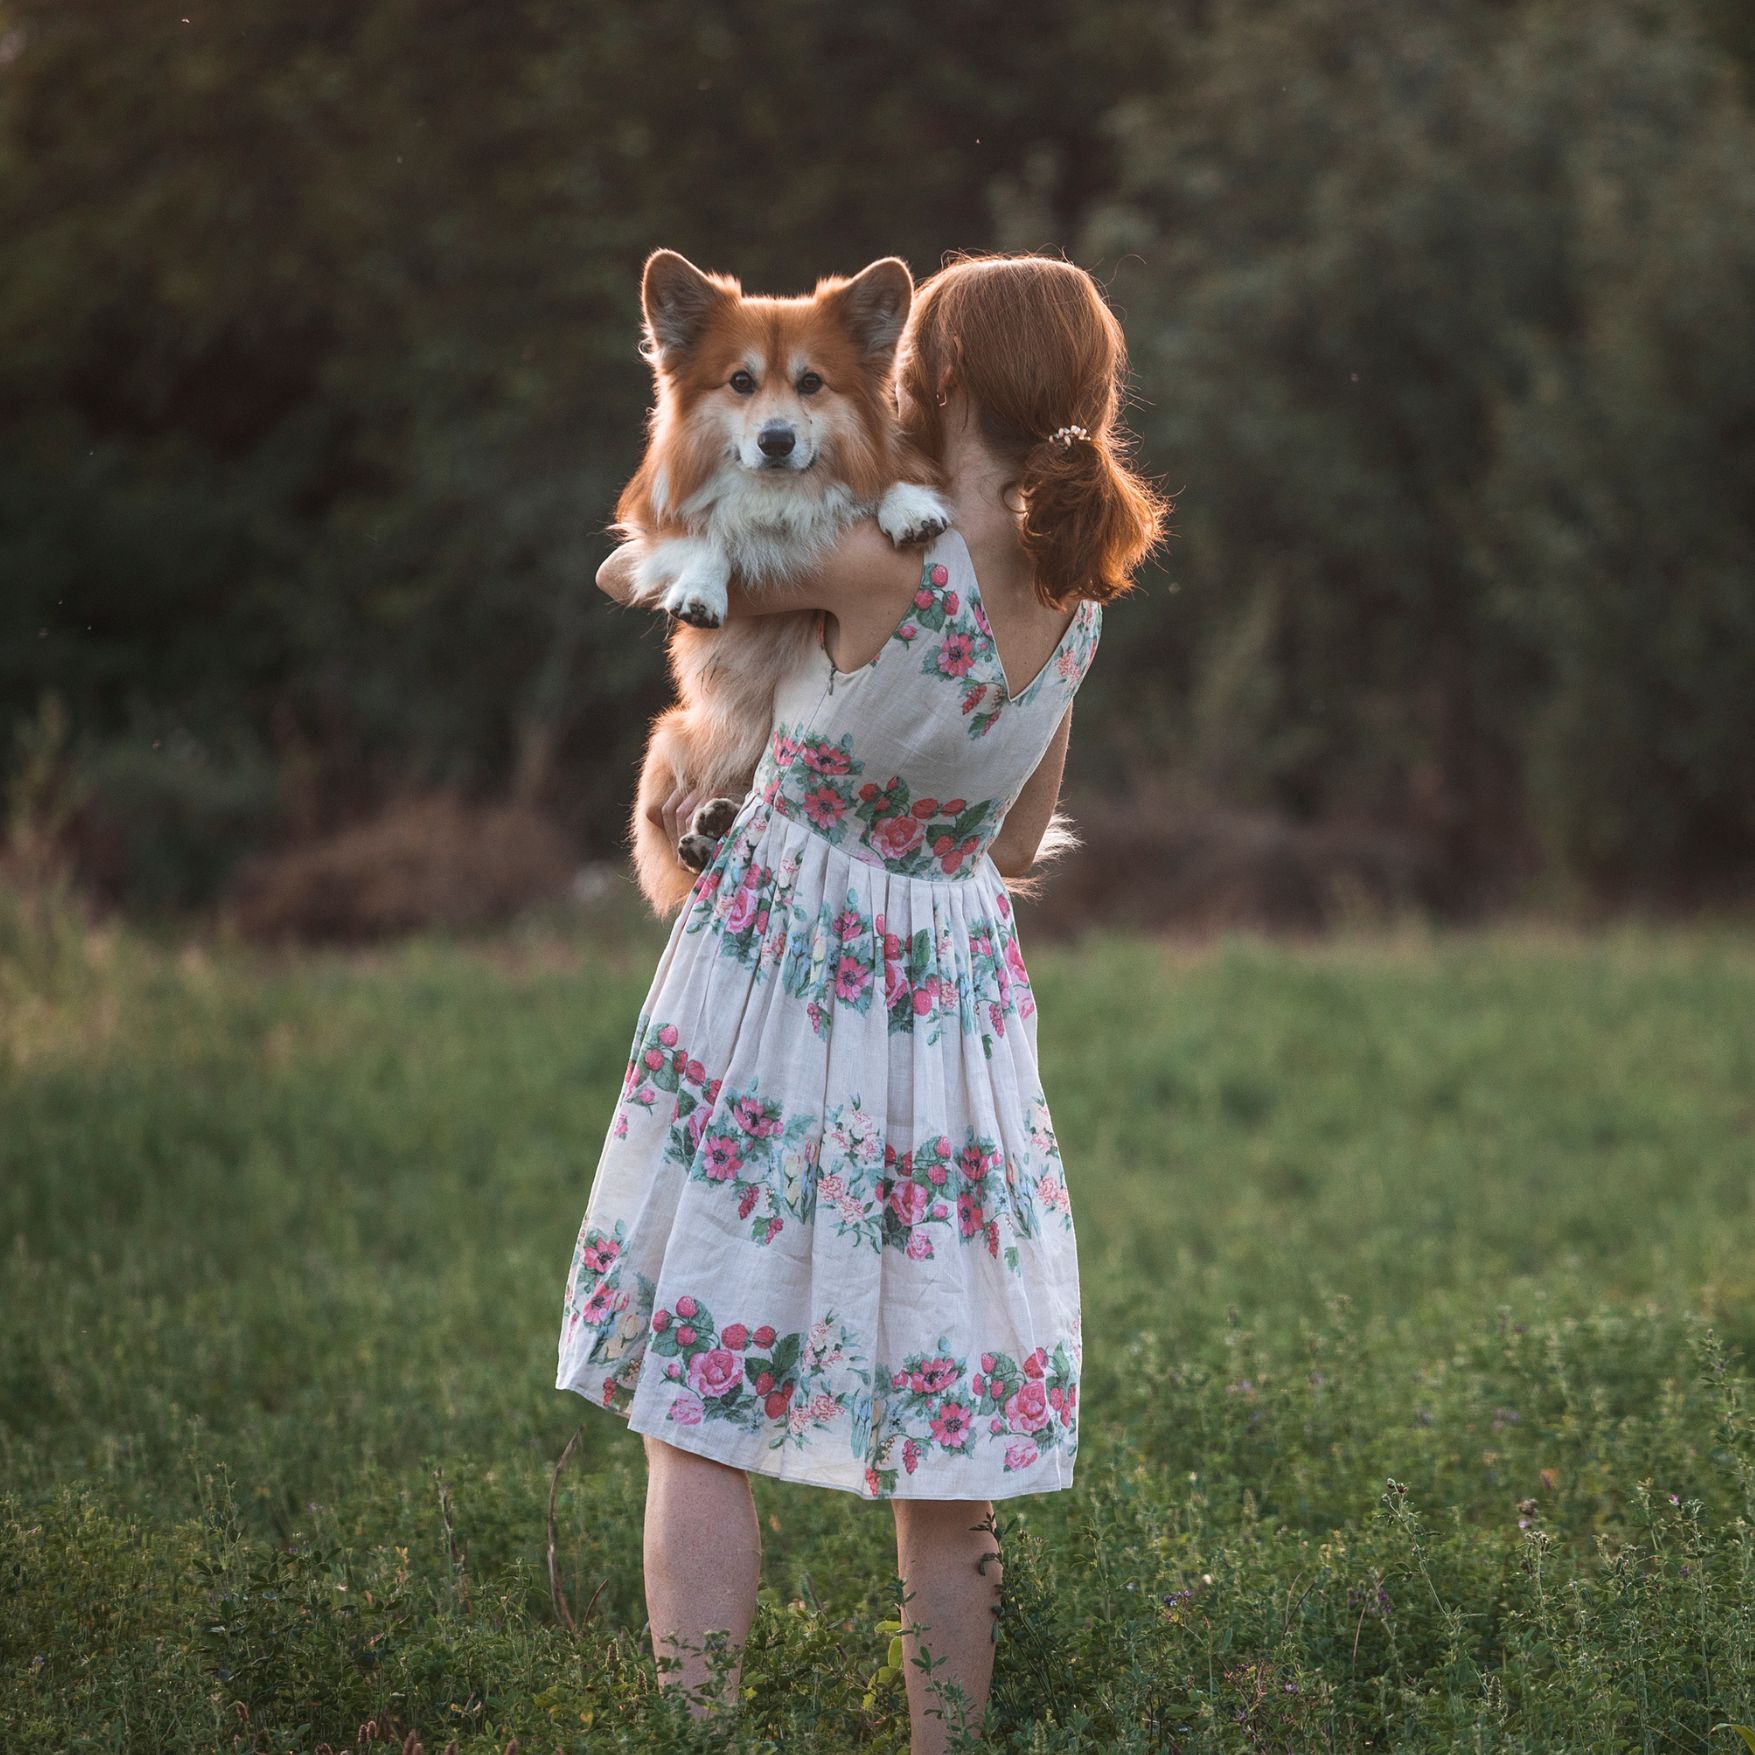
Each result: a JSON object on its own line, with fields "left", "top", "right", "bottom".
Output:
{"left": 2, "top": 0, "right": 1750, "bottom": 912}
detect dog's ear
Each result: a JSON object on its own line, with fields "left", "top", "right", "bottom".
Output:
{"left": 828, "top": 258, "right": 914, "bottom": 360}
{"left": 642, "top": 251, "right": 732, "bottom": 362}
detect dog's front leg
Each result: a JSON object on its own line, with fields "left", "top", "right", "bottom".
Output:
{"left": 644, "top": 537, "right": 733, "bottom": 629}
{"left": 875, "top": 482, "right": 953, "bottom": 547}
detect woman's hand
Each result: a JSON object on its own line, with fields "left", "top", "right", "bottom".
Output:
{"left": 649, "top": 781, "right": 708, "bottom": 850}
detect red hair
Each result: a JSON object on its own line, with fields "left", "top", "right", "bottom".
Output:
{"left": 897, "top": 253, "right": 1170, "bottom": 608}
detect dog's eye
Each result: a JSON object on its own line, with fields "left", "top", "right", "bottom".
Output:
{"left": 729, "top": 370, "right": 756, "bottom": 395}
{"left": 797, "top": 371, "right": 823, "bottom": 396}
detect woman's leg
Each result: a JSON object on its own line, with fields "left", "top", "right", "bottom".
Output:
{"left": 640, "top": 1433, "right": 761, "bottom": 1711}
{"left": 892, "top": 1498, "right": 1004, "bottom": 1754}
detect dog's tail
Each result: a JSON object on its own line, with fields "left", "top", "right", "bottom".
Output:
{"left": 1002, "top": 808, "right": 1081, "bottom": 902}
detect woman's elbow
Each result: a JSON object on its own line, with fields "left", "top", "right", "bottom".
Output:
{"left": 988, "top": 836, "right": 1035, "bottom": 881}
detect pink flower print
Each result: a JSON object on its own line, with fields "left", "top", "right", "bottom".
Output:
{"left": 959, "top": 1143, "right": 992, "bottom": 1182}
{"left": 721, "top": 1322, "right": 750, "bottom": 1350}
{"left": 702, "top": 1136, "right": 742, "bottom": 1181}
{"left": 801, "top": 740, "right": 852, "bottom": 775}
{"left": 1005, "top": 1381, "right": 1051, "bottom": 1433}
{"left": 1004, "top": 936, "right": 1030, "bottom": 988}
{"left": 834, "top": 954, "right": 871, "bottom": 1002}
{"left": 724, "top": 877, "right": 760, "bottom": 935}
{"left": 990, "top": 1416, "right": 1005, "bottom": 1433}
{"left": 936, "top": 633, "right": 977, "bottom": 679}
{"left": 906, "top": 1229, "right": 933, "bottom": 1260}
{"left": 914, "top": 1356, "right": 960, "bottom": 1395}
{"left": 870, "top": 813, "right": 925, "bottom": 862}
{"left": 903, "top": 1438, "right": 921, "bottom": 1474}
{"left": 888, "top": 1180, "right": 929, "bottom": 1228}
{"left": 898, "top": 623, "right": 917, "bottom": 641}
{"left": 685, "top": 1107, "right": 709, "bottom": 1152}
{"left": 667, "top": 1390, "right": 705, "bottom": 1426}
{"left": 931, "top": 1401, "right": 973, "bottom": 1448}
{"left": 688, "top": 1347, "right": 742, "bottom": 1399}
{"left": 817, "top": 1173, "right": 845, "bottom": 1202}
{"left": 771, "top": 731, "right": 800, "bottom": 767}
{"left": 808, "top": 1392, "right": 840, "bottom": 1423}
{"left": 635, "top": 1088, "right": 656, "bottom": 1108}
{"left": 957, "top": 1191, "right": 985, "bottom": 1236}
{"left": 1004, "top": 1439, "right": 1040, "bottom": 1471}
{"left": 891, "top": 1369, "right": 908, "bottom": 1389}
{"left": 970, "top": 593, "right": 993, "bottom": 636}
{"left": 802, "top": 784, "right": 847, "bottom": 829}
{"left": 928, "top": 563, "right": 949, "bottom": 588}
{"left": 580, "top": 1282, "right": 616, "bottom": 1325}
{"left": 835, "top": 907, "right": 864, "bottom": 940}
{"left": 580, "top": 1235, "right": 619, "bottom": 1274}
{"left": 611, "top": 1114, "right": 629, "bottom": 1139}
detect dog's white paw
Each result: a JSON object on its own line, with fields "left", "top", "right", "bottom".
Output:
{"left": 876, "top": 482, "right": 952, "bottom": 547}
{"left": 663, "top": 574, "right": 727, "bottom": 629}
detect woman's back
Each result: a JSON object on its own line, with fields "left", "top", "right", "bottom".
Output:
{"left": 751, "top": 526, "right": 1101, "bottom": 885}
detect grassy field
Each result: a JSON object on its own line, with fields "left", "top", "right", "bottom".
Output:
{"left": 3, "top": 894, "right": 1754, "bottom": 1753}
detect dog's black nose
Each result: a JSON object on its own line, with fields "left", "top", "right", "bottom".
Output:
{"left": 758, "top": 423, "right": 796, "bottom": 459}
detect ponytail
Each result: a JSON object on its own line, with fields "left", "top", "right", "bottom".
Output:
{"left": 1015, "top": 428, "right": 1169, "bottom": 609}
{"left": 898, "top": 253, "right": 1172, "bottom": 606}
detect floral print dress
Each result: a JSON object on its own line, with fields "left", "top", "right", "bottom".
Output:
{"left": 556, "top": 528, "right": 1101, "bottom": 1500}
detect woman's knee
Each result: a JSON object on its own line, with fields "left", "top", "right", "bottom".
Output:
{"left": 893, "top": 1497, "right": 997, "bottom": 1545}
{"left": 642, "top": 1431, "right": 750, "bottom": 1489}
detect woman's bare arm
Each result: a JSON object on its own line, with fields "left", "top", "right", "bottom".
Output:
{"left": 989, "top": 704, "right": 1074, "bottom": 881}
{"left": 596, "top": 524, "right": 924, "bottom": 664}
{"left": 596, "top": 544, "right": 642, "bottom": 603}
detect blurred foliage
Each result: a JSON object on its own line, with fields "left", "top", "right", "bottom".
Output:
{"left": 4, "top": 920, "right": 1754, "bottom": 1747}
{"left": 1, "top": 0, "right": 1750, "bottom": 910}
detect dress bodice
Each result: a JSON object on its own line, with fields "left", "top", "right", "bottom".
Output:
{"left": 751, "top": 528, "right": 1102, "bottom": 882}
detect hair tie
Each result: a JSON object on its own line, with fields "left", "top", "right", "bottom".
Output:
{"left": 1048, "top": 425, "right": 1090, "bottom": 449}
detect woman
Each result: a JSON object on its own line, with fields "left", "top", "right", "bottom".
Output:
{"left": 564, "top": 253, "right": 1167, "bottom": 1751}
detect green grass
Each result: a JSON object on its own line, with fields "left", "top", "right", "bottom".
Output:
{"left": 3, "top": 895, "right": 1754, "bottom": 1752}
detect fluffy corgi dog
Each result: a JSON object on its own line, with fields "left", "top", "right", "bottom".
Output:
{"left": 617, "top": 250, "right": 950, "bottom": 915}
